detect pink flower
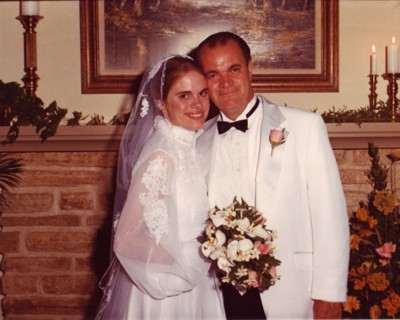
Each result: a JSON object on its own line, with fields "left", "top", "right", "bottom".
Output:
{"left": 376, "top": 242, "right": 396, "bottom": 259}
{"left": 269, "top": 128, "right": 286, "bottom": 156}
{"left": 248, "top": 271, "right": 260, "bottom": 288}
{"left": 254, "top": 240, "right": 270, "bottom": 255}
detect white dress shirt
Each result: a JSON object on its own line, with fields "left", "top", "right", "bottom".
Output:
{"left": 211, "top": 96, "right": 262, "bottom": 208}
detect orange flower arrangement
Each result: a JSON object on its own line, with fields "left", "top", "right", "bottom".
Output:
{"left": 343, "top": 143, "right": 400, "bottom": 319}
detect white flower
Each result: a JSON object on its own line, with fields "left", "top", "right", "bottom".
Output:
{"left": 201, "top": 229, "right": 227, "bottom": 258}
{"left": 210, "top": 246, "right": 227, "bottom": 260}
{"left": 140, "top": 97, "right": 149, "bottom": 117}
{"left": 210, "top": 210, "right": 230, "bottom": 227}
{"left": 231, "top": 217, "right": 250, "bottom": 234}
{"left": 247, "top": 224, "right": 270, "bottom": 239}
{"left": 235, "top": 266, "right": 249, "bottom": 277}
{"left": 217, "top": 256, "right": 233, "bottom": 273}
{"left": 227, "top": 238, "right": 254, "bottom": 261}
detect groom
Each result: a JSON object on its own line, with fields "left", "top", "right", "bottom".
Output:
{"left": 193, "top": 32, "right": 350, "bottom": 319}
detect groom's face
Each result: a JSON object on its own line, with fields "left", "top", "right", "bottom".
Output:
{"left": 197, "top": 40, "right": 254, "bottom": 120}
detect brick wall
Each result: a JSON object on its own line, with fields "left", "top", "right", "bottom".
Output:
{"left": 0, "top": 147, "right": 399, "bottom": 319}
{"left": 0, "top": 152, "right": 118, "bottom": 319}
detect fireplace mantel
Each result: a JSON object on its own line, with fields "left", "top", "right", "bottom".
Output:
{"left": 0, "top": 123, "right": 399, "bottom": 152}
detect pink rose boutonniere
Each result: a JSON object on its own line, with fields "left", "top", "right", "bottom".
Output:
{"left": 269, "top": 128, "right": 286, "bottom": 156}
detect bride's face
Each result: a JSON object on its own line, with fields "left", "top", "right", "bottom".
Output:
{"left": 162, "top": 70, "right": 210, "bottom": 131}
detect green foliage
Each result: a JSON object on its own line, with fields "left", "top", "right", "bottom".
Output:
{"left": 109, "top": 112, "right": 131, "bottom": 125}
{"left": 366, "top": 143, "right": 389, "bottom": 192}
{"left": 86, "top": 114, "right": 106, "bottom": 126}
{"left": 0, "top": 153, "right": 23, "bottom": 210}
{"left": 66, "top": 111, "right": 89, "bottom": 126}
{"left": 320, "top": 101, "right": 399, "bottom": 125}
{"left": 0, "top": 80, "right": 67, "bottom": 144}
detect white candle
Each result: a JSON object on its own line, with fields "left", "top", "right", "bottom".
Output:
{"left": 20, "top": 1, "right": 39, "bottom": 16}
{"left": 387, "top": 36, "right": 399, "bottom": 74}
{"left": 371, "top": 44, "right": 377, "bottom": 75}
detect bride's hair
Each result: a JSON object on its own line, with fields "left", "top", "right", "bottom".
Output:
{"left": 161, "top": 57, "right": 202, "bottom": 101}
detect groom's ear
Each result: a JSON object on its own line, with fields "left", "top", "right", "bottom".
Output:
{"left": 247, "top": 60, "right": 253, "bottom": 81}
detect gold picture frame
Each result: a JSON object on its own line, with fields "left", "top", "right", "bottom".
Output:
{"left": 80, "top": 0, "right": 338, "bottom": 94}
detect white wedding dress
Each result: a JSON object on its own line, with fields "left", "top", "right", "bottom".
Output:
{"left": 113, "top": 117, "right": 225, "bottom": 319}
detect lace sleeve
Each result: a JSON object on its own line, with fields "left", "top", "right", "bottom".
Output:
{"left": 139, "top": 156, "right": 169, "bottom": 244}
{"left": 114, "top": 150, "right": 174, "bottom": 262}
{"left": 113, "top": 150, "right": 204, "bottom": 299}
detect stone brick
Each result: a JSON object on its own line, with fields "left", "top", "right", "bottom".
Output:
{"left": 340, "top": 169, "right": 369, "bottom": 185}
{"left": 60, "top": 192, "right": 94, "bottom": 210}
{"left": 19, "top": 170, "right": 103, "bottom": 187}
{"left": 333, "top": 149, "right": 351, "bottom": 165}
{"left": 343, "top": 190, "right": 370, "bottom": 210}
{"left": 19, "top": 151, "right": 118, "bottom": 168}
{"left": 0, "top": 231, "right": 20, "bottom": 253}
{"left": 4, "top": 257, "right": 72, "bottom": 273}
{"left": 3, "top": 296, "right": 95, "bottom": 315}
{"left": 42, "top": 274, "right": 98, "bottom": 295}
{"left": 2, "top": 193, "right": 54, "bottom": 214}
{"left": 1, "top": 215, "right": 81, "bottom": 227}
{"left": 98, "top": 191, "right": 115, "bottom": 211}
{"left": 2, "top": 275, "right": 39, "bottom": 294}
{"left": 74, "top": 257, "right": 93, "bottom": 272}
{"left": 25, "top": 231, "right": 97, "bottom": 253}
{"left": 86, "top": 212, "right": 110, "bottom": 226}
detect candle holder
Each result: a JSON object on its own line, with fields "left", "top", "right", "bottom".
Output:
{"left": 383, "top": 73, "right": 400, "bottom": 122}
{"left": 16, "top": 15, "right": 43, "bottom": 97}
{"left": 368, "top": 74, "right": 378, "bottom": 111}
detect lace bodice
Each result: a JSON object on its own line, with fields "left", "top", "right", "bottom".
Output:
{"left": 113, "top": 118, "right": 210, "bottom": 299}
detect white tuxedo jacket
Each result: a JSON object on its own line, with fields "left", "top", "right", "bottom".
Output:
{"left": 197, "top": 96, "right": 350, "bottom": 319}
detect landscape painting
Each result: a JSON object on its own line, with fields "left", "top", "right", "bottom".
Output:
{"left": 80, "top": 0, "right": 338, "bottom": 93}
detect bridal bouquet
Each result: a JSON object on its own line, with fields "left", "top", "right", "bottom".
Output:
{"left": 201, "top": 197, "right": 281, "bottom": 294}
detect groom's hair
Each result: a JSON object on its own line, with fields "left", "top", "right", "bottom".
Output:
{"left": 191, "top": 31, "right": 252, "bottom": 65}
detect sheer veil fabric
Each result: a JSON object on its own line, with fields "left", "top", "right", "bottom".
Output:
{"left": 95, "top": 55, "right": 224, "bottom": 319}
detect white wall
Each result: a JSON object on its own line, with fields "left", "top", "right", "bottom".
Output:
{"left": 1, "top": 0, "right": 400, "bottom": 122}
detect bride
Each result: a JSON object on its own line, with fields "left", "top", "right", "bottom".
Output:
{"left": 94, "top": 55, "right": 225, "bottom": 319}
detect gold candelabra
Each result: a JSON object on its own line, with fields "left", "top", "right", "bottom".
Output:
{"left": 368, "top": 74, "right": 378, "bottom": 111}
{"left": 16, "top": 15, "right": 43, "bottom": 97}
{"left": 368, "top": 73, "right": 399, "bottom": 121}
{"left": 382, "top": 73, "right": 400, "bottom": 122}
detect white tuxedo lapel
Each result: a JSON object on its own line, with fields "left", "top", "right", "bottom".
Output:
{"left": 255, "top": 99, "right": 288, "bottom": 210}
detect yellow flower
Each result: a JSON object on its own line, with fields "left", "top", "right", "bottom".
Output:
{"left": 382, "top": 296, "right": 398, "bottom": 317}
{"left": 390, "top": 291, "right": 400, "bottom": 308}
{"left": 343, "top": 295, "right": 361, "bottom": 313}
{"left": 367, "top": 272, "right": 389, "bottom": 291}
{"left": 360, "top": 229, "right": 372, "bottom": 238}
{"left": 368, "top": 216, "right": 378, "bottom": 229}
{"left": 350, "top": 234, "right": 361, "bottom": 250}
{"left": 387, "top": 151, "right": 400, "bottom": 162}
{"left": 373, "top": 190, "right": 398, "bottom": 215}
{"left": 353, "top": 278, "right": 366, "bottom": 290}
{"left": 356, "top": 207, "right": 369, "bottom": 221}
{"left": 349, "top": 268, "right": 358, "bottom": 278}
{"left": 379, "top": 259, "right": 390, "bottom": 266}
{"left": 357, "top": 261, "right": 373, "bottom": 275}
{"left": 369, "top": 305, "right": 382, "bottom": 319}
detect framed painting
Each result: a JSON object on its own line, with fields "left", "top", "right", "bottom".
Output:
{"left": 80, "top": 0, "right": 338, "bottom": 94}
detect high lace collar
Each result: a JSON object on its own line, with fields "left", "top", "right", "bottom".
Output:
{"left": 155, "top": 116, "right": 203, "bottom": 145}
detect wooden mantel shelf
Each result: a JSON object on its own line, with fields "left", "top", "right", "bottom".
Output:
{"left": 0, "top": 123, "right": 399, "bottom": 152}
{"left": 326, "top": 122, "right": 400, "bottom": 149}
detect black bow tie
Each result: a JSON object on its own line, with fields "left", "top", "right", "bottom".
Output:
{"left": 217, "top": 98, "right": 259, "bottom": 134}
